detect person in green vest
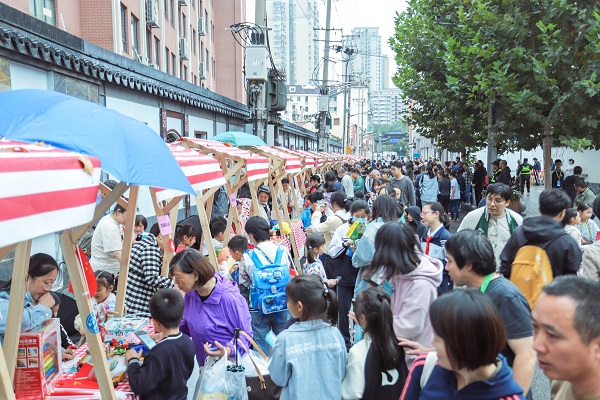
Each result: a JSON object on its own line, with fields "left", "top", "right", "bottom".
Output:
{"left": 490, "top": 160, "right": 502, "bottom": 184}
{"left": 457, "top": 183, "right": 523, "bottom": 268}
{"left": 517, "top": 158, "right": 532, "bottom": 194}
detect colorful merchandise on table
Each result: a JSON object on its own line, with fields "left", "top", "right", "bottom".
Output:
{"left": 103, "top": 317, "right": 148, "bottom": 342}
{"left": 15, "top": 318, "right": 61, "bottom": 400}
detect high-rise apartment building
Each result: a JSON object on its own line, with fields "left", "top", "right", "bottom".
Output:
{"left": 266, "top": 0, "right": 319, "bottom": 85}
{"left": 2, "top": 0, "right": 246, "bottom": 103}
{"left": 349, "top": 27, "right": 387, "bottom": 92}
{"left": 371, "top": 89, "right": 407, "bottom": 126}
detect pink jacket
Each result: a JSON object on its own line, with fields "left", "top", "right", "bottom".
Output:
{"left": 389, "top": 254, "right": 443, "bottom": 357}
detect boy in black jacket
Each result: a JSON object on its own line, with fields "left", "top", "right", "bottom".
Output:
{"left": 125, "top": 289, "right": 195, "bottom": 400}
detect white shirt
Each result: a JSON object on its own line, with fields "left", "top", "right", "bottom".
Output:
{"left": 341, "top": 175, "right": 354, "bottom": 198}
{"left": 90, "top": 214, "right": 123, "bottom": 275}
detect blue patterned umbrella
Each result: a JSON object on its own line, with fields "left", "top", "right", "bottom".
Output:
{"left": 212, "top": 131, "right": 266, "bottom": 147}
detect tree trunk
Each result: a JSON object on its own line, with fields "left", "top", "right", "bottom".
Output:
{"left": 544, "top": 123, "right": 551, "bottom": 189}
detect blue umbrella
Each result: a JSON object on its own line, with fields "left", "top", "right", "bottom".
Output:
{"left": 212, "top": 131, "right": 266, "bottom": 147}
{"left": 0, "top": 89, "right": 195, "bottom": 194}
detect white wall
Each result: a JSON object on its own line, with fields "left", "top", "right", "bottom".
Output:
{"left": 10, "top": 62, "right": 52, "bottom": 90}
{"left": 188, "top": 115, "right": 213, "bottom": 137}
{"left": 105, "top": 97, "right": 160, "bottom": 133}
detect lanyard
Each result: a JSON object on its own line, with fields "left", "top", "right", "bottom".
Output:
{"left": 480, "top": 273, "right": 495, "bottom": 293}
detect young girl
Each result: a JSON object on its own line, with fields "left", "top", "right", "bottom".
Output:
{"left": 175, "top": 224, "right": 198, "bottom": 253}
{"left": 74, "top": 270, "right": 116, "bottom": 334}
{"left": 304, "top": 234, "right": 337, "bottom": 288}
{"left": 577, "top": 203, "right": 599, "bottom": 244}
{"left": 342, "top": 288, "right": 408, "bottom": 399}
{"left": 562, "top": 208, "right": 584, "bottom": 252}
{"left": 420, "top": 202, "right": 452, "bottom": 294}
{"left": 269, "top": 274, "right": 347, "bottom": 400}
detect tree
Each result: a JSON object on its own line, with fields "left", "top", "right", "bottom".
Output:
{"left": 390, "top": 0, "right": 600, "bottom": 158}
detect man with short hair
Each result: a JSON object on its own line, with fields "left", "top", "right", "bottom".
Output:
{"left": 338, "top": 167, "right": 354, "bottom": 200}
{"left": 532, "top": 157, "right": 542, "bottom": 185}
{"left": 551, "top": 159, "right": 565, "bottom": 188}
{"left": 350, "top": 168, "right": 364, "bottom": 195}
{"left": 459, "top": 183, "right": 523, "bottom": 267}
{"left": 445, "top": 230, "right": 536, "bottom": 397}
{"left": 256, "top": 185, "right": 272, "bottom": 221}
{"left": 574, "top": 178, "right": 596, "bottom": 210}
{"left": 500, "top": 189, "right": 581, "bottom": 278}
{"left": 497, "top": 160, "right": 512, "bottom": 186}
{"left": 125, "top": 223, "right": 175, "bottom": 316}
{"left": 389, "top": 160, "right": 416, "bottom": 206}
{"left": 532, "top": 276, "right": 600, "bottom": 399}
{"left": 517, "top": 158, "right": 532, "bottom": 194}
{"left": 365, "top": 169, "right": 380, "bottom": 193}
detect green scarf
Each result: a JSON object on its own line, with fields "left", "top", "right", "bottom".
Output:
{"left": 475, "top": 208, "right": 519, "bottom": 236}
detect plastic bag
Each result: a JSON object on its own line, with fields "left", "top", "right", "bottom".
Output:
{"left": 197, "top": 356, "right": 248, "bottom": 400}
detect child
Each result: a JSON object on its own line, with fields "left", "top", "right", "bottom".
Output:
{"left": 49, "top": 292, "right": 76, "bottom": 361}
{"left": 133, "top": 214, "right": 148, "bottom": 243}
{"left": 74, "top": 270, "right": 116, "bottom": 334}
{"left": 342, "top": 288, "right": 408, "bottom": 399}
{"left": 577, "top": 203, "right": 599, "bottom": 244}
{"left": 420, "top": 202, "right": 452, "bottom": 294}
{"left": 125, "top": 288, "right": 195, "bottom": 400}
{"left": 202, "top": 217, "right": 226, "bottom": 255}
{"left": 269, "top": 274, "right": 347, "bottom": 400}
{"left": 562, "top": 208, "right": 584, "bottom": 252}
{"left": 304, "top": 234, "right": 337, "bottom": 288}
{"left": 175, "top": 224, "right": 198, "bottom": 253}
{"left": 228, "top": 235, "right": 249, "bottom": 290}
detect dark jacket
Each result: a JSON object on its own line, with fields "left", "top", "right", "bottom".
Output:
{"left": 473, "top": 166, "right": 487, "bottom": 188}
{"left": 497, "top": 167, "right": 512, "bottom": 186}
{"left": 500, "top": 216, "right": 582, "bottom": 278}
{"left": 562, "top": 174, "right": 580, "bottom": 204}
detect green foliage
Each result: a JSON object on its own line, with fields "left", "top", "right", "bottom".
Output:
{"left": 390, "top": 0, "right": 600, "bottom": 152}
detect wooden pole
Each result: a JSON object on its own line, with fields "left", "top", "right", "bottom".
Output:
{"left": 60, "top": 231, "right": 117, "bottom": 400}
{"left": 4, "top": 240, "right": 32, "bottom": 380}
{"left": 115, "top": 186, "right": 139, "bottom": 315}
{"left": 0, "top": 341, "right": 16, "bottom": 400}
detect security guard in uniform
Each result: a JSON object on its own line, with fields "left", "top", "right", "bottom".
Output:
{"left": 517, "top": 158, "right": 532, "bottom": 194}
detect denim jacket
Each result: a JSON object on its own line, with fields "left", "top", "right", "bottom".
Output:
{"left": 269, "top": 319, "right": 347, "bottom": 400}
{"left": 0, "top": 290, "right": 52, "bottom": 344}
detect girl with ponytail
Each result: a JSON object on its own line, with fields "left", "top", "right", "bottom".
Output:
{"left": 269, "top": 274, "right": 347, "bottom": 400}
{"left": 343, "top": 287, "right": 409, "bottom": 399}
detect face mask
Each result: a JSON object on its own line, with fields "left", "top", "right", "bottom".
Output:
{"left": 353, "top": 217, "right": 367, "bottom": 224}
{"left": 338, "top": 175, "right": 343, "bottom": 180}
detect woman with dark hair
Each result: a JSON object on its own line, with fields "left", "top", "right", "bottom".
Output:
{"left": 169, "top": 249, "right": 252, "bottom": 366}
{"left": 362, "top": 222, "right": 442, "bottom": 368}
{"left": 437, "top": 169, "right": 451, "bottom": 213}
{"left": 343, "top": 288, "right": 408, "bottom": 399}
{"left": 401, "top": 290, "right": 524, "bottom": 399}
{"left": 406, "top": 206, "right": 426, "bottom": 238}
{"left": 0, "top": 253, "right": 58, "bottom": 343}
{"left": 324, "top": 171, "right": 341, "bottom": 202}
{"left": 91, "top": 203, "right": 128, "bottom": 275}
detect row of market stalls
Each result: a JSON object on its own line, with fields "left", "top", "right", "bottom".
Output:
{"left": 0, "top": 89, "right": 364, "bottom": 399}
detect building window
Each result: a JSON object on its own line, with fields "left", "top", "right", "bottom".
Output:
{"left": 131, "top": 15, "right": 140, "bottom": 58}
{"left": 212, "top": 58, "right": 215, "bottom": 78}
{"left": 170, "top": 0, "right": 175, "bottom": 23}
{"left": 171, "top": 53, "right": 176, "bottom": 75}
{"left": 184, "top": 65, "right": 188, "bottom": 81}
{"left": 194, "top": 131, "right": 207, "bottom": 139}
{"left": 121, "top": 4, "right": 128, "bottom": 53}
{"left": 164, "top": 0, "right": 168, "bottom": 18}
{"left": 181, "top": 14, "right": 187, "bottom": 37}
{"left": 146, "top": 30, "right": 151, "bottom": 62}
{"left": 154, "top": 37, "right": 160, "bottom": 67}
{"left": 192, "top": 29, "right": 196, "bottom": 54}
{"left": 165, "top": 47, "right": 170, "bottom": 73}
{"left": 30, "top": 0, "right": 56, "bottom": 26}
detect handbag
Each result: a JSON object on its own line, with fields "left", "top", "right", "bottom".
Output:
{"left": 238, "top": 330, "right": 282, "bottom": 400}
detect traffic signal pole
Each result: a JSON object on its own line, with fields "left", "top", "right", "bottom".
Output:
{"left": 317, "top": 0, "right": 332, "bottom": 152}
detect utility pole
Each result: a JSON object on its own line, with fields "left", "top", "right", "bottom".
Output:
{"left": 317, "top": 0, "right": 332, "bottom": 151}
{"left": 253, "top": 0, "right": 268, "bottom": 142}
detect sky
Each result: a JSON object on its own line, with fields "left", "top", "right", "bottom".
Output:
{"left": 245, "top": 0, "right": 409, "bottom": 86}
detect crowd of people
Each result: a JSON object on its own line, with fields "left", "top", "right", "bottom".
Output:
{"left": 1, "top": 155, "right": 600, "bottom": 400}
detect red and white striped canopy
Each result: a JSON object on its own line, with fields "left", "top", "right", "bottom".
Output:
{"left": 0, "top": 140, "right": 101, "bottom": 248}
{"left": 154, "top": 145, "right": 227, "bottom": 202}
{"left": 277, "top": 148, "right": 316, "bottom": 170}
{"left": 256, "top": 146, "right": 302, "bottom": 174}
{"left": 181, "top": 138, "right": 269, "bottom": 182}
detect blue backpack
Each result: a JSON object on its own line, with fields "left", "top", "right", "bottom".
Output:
{"left": 250, "top": 246, "right": 290, "bottom": 314}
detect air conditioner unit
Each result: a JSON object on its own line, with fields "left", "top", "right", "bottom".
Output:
{"left": 179, "top": 38, "right": 189, "bottom": 60}
{"left": 149, "top": 63, "right": 159, "bottom": 70}
{"left": 198, "top": 17, "right": 205, "bottom": 36}
{"left": 178, "top": 0, "right": 188, "bottom": 5}
{"left": 198, "top": 62, "right": 206, "bottom": 79}
{"left": 146, "top": 0, "right": 159, "bottom": 28}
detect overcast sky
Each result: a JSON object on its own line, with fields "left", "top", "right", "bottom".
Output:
{"left": 246, "top": 0, "right": 408, "bottom": 85}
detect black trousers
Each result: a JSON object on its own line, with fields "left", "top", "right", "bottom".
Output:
{"left": 337, "top": 284, "right": 354, "bottom": 351}
{"left": 520, "top": 175, "right": 531, "bottom": 193}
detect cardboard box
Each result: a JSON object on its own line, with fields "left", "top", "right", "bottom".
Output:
{"left": 14, "top": 318, "right": 61, "bottom": 400}
{"left": 103, "top": 317, "right": 148, "bottom": 342}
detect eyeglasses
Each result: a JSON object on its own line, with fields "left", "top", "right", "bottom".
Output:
{"left": 486, "top": 197, "right": 506, "bottom": 204}
{"left": 32, "top": 276, "right": 55, "bottom": 290}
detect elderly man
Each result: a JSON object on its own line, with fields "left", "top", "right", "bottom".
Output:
{"left": 532, "top": 276, "right": 600, "bottom": 399}
{"left": 458, "top": 183, "right": 523, "bottom": 267}
{"left": 365, "top": 169, "right": 380, "bottom": 194}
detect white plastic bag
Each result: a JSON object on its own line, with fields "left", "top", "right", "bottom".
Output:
{"left": 196, "top": 356, "right": 248, "bottom": 400}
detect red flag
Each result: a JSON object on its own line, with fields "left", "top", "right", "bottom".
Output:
{"left": 68, "top": 247, "right": 97, "bottom": 298}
